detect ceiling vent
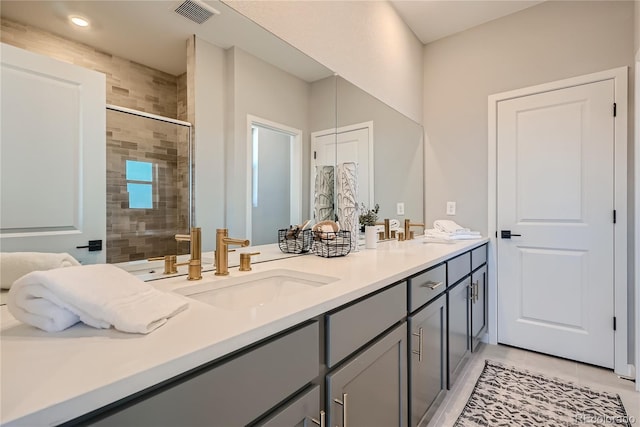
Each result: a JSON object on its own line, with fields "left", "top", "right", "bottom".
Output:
{"left": 174, "top": 0, "right": 220, "bottom": 24}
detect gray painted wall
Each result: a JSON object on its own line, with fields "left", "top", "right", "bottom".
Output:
{"left": 424, "top": 0, "right": 633, "bottom": 233}
{"left": 194, "top": 37, "right": 226, "bottom": 252}
{"left": 423, "top": 0, "right": 634, "bottom": 363}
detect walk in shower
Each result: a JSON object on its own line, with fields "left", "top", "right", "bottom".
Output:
{"left": 106, "top": 105, "right": 192, "bottom": 263}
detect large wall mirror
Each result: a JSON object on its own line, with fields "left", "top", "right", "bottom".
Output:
{"left": 335, "top": 77, "right": 424, "bottom": 226}
{"left": 0, "top": 0, "right": 423, "bottom": 271}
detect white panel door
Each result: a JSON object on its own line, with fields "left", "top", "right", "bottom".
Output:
{"left": 497, "top": 79, "right": 615, "bottom": 368}
{"left": 0, "top": 44, "right": 106, "bottom": 264}
{"left": 336, "top": 127, "right": 372, "bottom": 209}
{"left": 311, "top": 123, "right": 373, "bottom": 211}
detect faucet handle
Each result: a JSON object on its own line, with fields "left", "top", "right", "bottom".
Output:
{"left": 147, "top": 255, "right": 178, "bottom": 274}
{"left": 239, "top": 252, "right": 260, "bottom": 272}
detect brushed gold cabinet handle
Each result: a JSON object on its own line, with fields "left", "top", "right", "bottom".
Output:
{"left": 334, "top": 393, "right": 348, "bottom": 427}
{"left": 412, "top": 327, "right": 424, "bottom": 362}
{"left": 310, "top": 410, "right": 325, "bottom": 427}
{"left": 422, "top": 281, "right": 443, "bottom": 290}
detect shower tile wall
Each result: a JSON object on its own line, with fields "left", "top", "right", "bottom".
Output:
{"left": 1, "top": 18, "right": 191, "bottom": 262}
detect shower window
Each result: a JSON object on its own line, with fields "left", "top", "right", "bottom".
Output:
{"left": 125, "top": 160, "right": 154, "bottom": 209}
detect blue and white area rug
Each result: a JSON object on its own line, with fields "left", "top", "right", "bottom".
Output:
{"left": 455, "top": 360, "right": 633, "bottom": 426}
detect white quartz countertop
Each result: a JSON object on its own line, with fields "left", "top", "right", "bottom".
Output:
{"left": 1, "top": 237, "right": 488, "bottom": 426}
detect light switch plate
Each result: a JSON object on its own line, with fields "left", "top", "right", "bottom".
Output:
{"left": 397, "top": 202, "right": 405, "bottom": 215}
{"left": 446, "top": 201, "right": 456, "bottom": 215}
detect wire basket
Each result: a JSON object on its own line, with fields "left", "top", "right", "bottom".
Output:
{"left": 278, "top": 228, "right": 312, "bottom": 254}
{"left": 312, "top": 230, "right": 351, "bottom": 258}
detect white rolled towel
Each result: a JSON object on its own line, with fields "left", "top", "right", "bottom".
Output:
{"left": 1, "top": 252, "right": 81, "bottom": 290}
{"left": 434, "top": 219, "right": 470, "bottom": 234}
{"left": 425, "top": 229, "right": 482, "bottom": 240}
{"left": 7, "top": 264, "right": 188, "bottom": 334}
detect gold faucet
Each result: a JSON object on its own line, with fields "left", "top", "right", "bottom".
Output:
{"left": 174, "top": 227, "right": 202, "bottom": 280}
{"left": 147, "top": 255, "right": 178, "bottom": 275}
{"left": 376, "top": 219, "right": 391, "bottom": 240}
{"left": 404, "top": 219, "right": 425, "bottom": 240}
{"left": 215, "top": 228, "right": 250, "bottom": 276}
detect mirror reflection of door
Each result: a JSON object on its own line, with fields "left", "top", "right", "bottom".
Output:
{"left": 311, "top": 122, "right": 374, "bottom": 219}
{"left": 250, "top": 120, "right": 302, "bottom": 245}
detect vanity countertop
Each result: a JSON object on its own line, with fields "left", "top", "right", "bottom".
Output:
{"left": 1, "top": 237, "right": 488, "bottom": 427}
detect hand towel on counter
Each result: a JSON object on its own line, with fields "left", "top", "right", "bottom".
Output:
{"left": 433, "top": 219, "right": 474, "bottom": 234}
{"left": 425, "top": 219, "right": 482, "bottom": 241}
{"left": 425, "top": 229, "right": 482, "bottom": 240}
{"left": 7, "top": 264, "right": 188, "bottom": 334}
{"left": 0, "top": 252, "right": 81, "bottom": 290}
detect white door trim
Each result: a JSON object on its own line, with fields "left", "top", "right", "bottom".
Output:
{"left": 488, "top": 67, "right": 629, "bottom": 376}
{"left": 635, "top": 59, "right": 640, "bottom": 390}
{"left": 246, "top": 115, "right": 303, "bottom": 241}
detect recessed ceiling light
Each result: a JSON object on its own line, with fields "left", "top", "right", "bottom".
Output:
{"left": 69, "top": 16, "right": 90, "bottom": 28}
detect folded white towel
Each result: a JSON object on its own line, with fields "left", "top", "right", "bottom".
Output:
{"left": 425, "top": 229, "right": 482, "bottom": 241}
{"left": 434, "top": 220, "right": 471, "bottom": 234}
{"left": 7, "top": 264, "right": 188, "bottom": 334}
{"left": 1, "top": 252, "right": 81, "bottom": 289}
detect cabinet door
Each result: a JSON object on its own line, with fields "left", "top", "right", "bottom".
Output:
{"left": 447, "top": 277, "right": 470, "bottom": 389}
{"left": 327, "top": 323, "right": 408, "bottom": 427}
{"left": 256, "top": 385, "right": 321, "bottom": 427}
{"left": 408, "top": 294, "right": 446, "bottom": 427}
{"left": 470, "top": 265, "right": 487, "bottom": 352}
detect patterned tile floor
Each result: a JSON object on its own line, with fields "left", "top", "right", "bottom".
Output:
{"left": 428, "top": 344, "right": 640, "bottom": 426}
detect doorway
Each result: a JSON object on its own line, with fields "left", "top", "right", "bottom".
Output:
{"left": 488, "top": 67, "right": 629, "bottom": 375}
{"left": 246, "top": 116, "right": 302, "bottom": 245}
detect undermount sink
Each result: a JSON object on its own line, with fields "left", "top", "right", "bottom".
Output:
{"left": 174, "top": 269, "right": 339, "bottom": 310}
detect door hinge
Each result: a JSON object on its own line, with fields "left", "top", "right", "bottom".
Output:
{"left": 613, "top": 209, "right": 617, "bottom": 224}
{"left": 613, "top": 316, "right": 617, "bottom": 331}
{"left": 613, "top": 103, "right": 617, "bottom": 117}
{"left": 313, "top": 151, "right": 317, "bottom": 160}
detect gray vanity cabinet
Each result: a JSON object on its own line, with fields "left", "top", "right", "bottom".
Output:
{"left": 87, "top": 321, "right": 320, "bottom": 427}
{"left": 326, "top": 323, "right": 408, "bottom": 427}
{"left": 408, "top": 293, "right": 446, "bottom": 427}
{"left": 470, "top": 265, "right": 487, "bottom": 352}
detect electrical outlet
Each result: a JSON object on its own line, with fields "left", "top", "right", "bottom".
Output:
{"left": 446, "top": 201, "right": 456, "bottom": 215}
{"left": 396, "top": 202, "right": 405, "bottom": 215}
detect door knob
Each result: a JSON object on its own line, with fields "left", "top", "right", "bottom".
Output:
{"left": 500, "top": 230, "right": 522, "bottom": 239}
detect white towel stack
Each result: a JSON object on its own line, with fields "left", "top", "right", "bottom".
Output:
{"left": 425, "top": 220, "right": 482, "bottom": 241}
{"left": 1, "top": 252, "right": 81, "bottom": 290}
{"left": 7, "top": 264, "right": 188, "bottom": 334}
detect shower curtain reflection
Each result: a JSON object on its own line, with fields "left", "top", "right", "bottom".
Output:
{"left": 106, "top": 107, "right": 191, "bottom": 263}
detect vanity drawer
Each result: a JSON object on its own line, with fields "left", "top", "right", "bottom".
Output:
{"left": 89, "top": 322, "right": 320, "bottom": 427}
{"left": 447, "top": 252, "right": 470, "bottom": 286}
{"left": 326, "top": 282, "right": 406, "bottom": 368}
{"left": 471, "top": 244, "right": 487, "bottom": 271}
{"left": 408, "top": 263, "right": 446, "bottom": 312}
